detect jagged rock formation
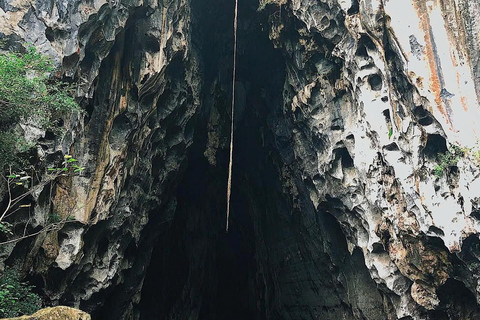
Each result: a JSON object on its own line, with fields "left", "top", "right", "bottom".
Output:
{"left": 1, "top": 0, "right": 480, "bottom": 319}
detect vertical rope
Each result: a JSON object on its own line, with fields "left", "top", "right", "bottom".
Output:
{"left": 226, "top": 0, "right": 239, "bottom": 233}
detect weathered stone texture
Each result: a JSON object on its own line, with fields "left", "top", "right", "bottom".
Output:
{"left": 2, "top": 306, "right": 90, "bottom": 320}
{"left": 1, "top": 0, "right": 480, "bottom": 319}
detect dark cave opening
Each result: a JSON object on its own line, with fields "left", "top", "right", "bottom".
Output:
{"left": 137, "top": 0, "right": 287, "bottom": 319}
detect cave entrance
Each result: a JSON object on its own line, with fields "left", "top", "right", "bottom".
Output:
{"left": 138, "top": 0, "right": 286, "bottom": 319}
{"left": 138, "top": 142, "right": 258, "bottom": 320}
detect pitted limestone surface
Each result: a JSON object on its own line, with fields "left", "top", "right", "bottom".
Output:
{"left": 1, "top": 0, "right": 480, "bottom": 319}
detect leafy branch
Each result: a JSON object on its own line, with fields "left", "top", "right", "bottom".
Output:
{"left": 0, "top": 155, "right": 84, "bottom": 238}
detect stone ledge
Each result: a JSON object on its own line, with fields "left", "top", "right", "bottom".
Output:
{"left": 1, "top": 306, "right": 90, "bottom": 320}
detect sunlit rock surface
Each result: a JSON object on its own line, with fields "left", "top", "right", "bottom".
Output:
{"left": 3, "top": 306, "right": 90, "bottom": 320}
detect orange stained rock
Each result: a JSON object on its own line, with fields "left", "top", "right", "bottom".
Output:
{"left": 413, "top": 0, "right": 449, "bottom": 124}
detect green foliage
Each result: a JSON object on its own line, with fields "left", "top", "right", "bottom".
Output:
{"left": 0, "top": 45, "right": 79, "bottom": 170}
{"left": 0, "top": 222, "right": 13, "bottom": 236}
{"left": 388, "top": 127, "right": 393, "bottom": 139}
{"left": 434, "top": 145, "right": 463, "bottom": 178}
{"left": 47, "top": 212, "right": 61, "bottom": 223}
{"left": 6, "top": 171, "right": 32, "bottom": 188}
{"left": 46, "top": 155, "right": 84, "bottom": 175}
{"left": 474, "top": 150, "right": 480, "bottom": 164}
{"left": 0, "top": 46, "right": 77, "bottom": 123}
{"left": 0, "top": 268, "right": 42, "bottom": 318}
{"left": 459, "top": 145, "right": 480, "bottom": 166}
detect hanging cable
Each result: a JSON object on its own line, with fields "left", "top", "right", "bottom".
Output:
{"left": 226, "top": 0, "right": 239, "bottom": 233}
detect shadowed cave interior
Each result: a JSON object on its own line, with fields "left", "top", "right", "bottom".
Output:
{"left": 139, "top": 1, "right": 288, "bottom": 318}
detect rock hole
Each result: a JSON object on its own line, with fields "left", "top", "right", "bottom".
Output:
{"left": 418, "top": 116, "right": 433, "bottom": 126}
{"left": 449, "top": 166, "right": 459, "bottom": 176}
{"left": 334, "top": 147, "right": 354, "bottom": 168}
{"left": 356, "top": 35, "right": 375, "bottom": 58}
{"left": 144, "top": 35, "right": 160, "bottom": 53}
{"left": 140, "top": 74, "right": 150, "bottom": 85}
{"left": 312, "top": 134, "right": 327, "bottom": 153}
{"left": 45, "top": 27, "right": 57, "bottom": 42}
{"left": 109, "top": 113, "right": 132, "bottom": 150}
{"left": 368, "top": 74, "right": 382, "bottom": 91}
{"left": 331, "top": 118, "right": 344, "bottom": 130}
{"left": 62, "top": 53, "right": 80, "bottom": 73}
{"left": 471, "top": 210, "right": 480, "bottom": 221}
{"left": 80, "top": 50, "right": 96, "bottom": 74}
{"left": 413, "top": 106, "right": 435, "bottom": 126}
{"left": 45, "top": 27, "right": 70, "bottom": 42}
{"left": 383, "top": 143, "right": 399, "bottom": 151}
{"left": 371, "top": 242, "right": 385, "bottom": 253}
{"left": 44, "top": 130, "right": 55, "bottom": 140}
{"left": 382, "top": 109, "right": 391, "bottom": 121}
{"left": 329, "top": 20, "right": 337, "bottom": 30}
{"left": 428, "top": 226, "right": 445, "bottom": 237}
{"left": 355, "top": 45, "right": 368, "bottom": 57}
{"left": 413, "top": 105, "right": 428, "bottom": 118}
{"left": 320, "top": 16, "right": 330, "bottom": 28}
{"left": 347, "top": 0, "right": 359, "bottom": 14}
{"left": 381, "top": 96, "right": 388, "bottom": 102}
{"left": 57, "top": 230, "right": 69, "bottom": 245}
{"left": 422, "top": 134, "right": 447, "bottom": 159}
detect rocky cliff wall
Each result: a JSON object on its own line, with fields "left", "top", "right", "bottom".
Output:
{"left": 1, "top": 0, "right": 480, "bottom": 319}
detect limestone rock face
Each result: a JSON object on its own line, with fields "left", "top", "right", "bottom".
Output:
{"left": 268, "top": 0, "right": 480, "bottom": 317}
{"left": 0, "top": 0, "right": 201, "bottom": 316}
{"left": 1, "top": 0, "right": 480, "bottom": 319}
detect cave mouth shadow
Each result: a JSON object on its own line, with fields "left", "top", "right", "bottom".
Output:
{"left": 137, "top": 143, "right": 260, "bottom": 320}
{"left": 137, "top": 0, "right": 286, "bottom": 319}
{"left": 137, "top": 115, "right": 284, "bottom": 320}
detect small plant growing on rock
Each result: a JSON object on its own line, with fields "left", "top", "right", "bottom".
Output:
{"left": 433, "top": 144, "right": 463, "bottom": 178}
{"left": 47, "top": 212, "right": 62, "bottom": 223}
{"left": 458, "top": 144, "right": 480, "bottom": 166}
{"left": 0, "top": 221, "right": 13, "bottom": 236}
